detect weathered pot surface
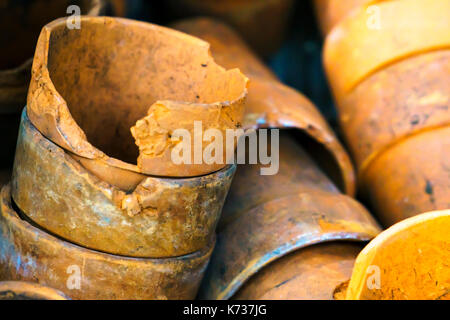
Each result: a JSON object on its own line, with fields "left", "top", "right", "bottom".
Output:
{"left": 12, "top": 110, "right": 234, "bottom": 258}
{"left": 0, "top": 281, "right": 69, "bottom": 300}
{"left": 0, "top": 184, "right": 214, "bottom": 300}
{"left": 27, "top": 16, "right": 248, "bottom": 183}
{"left": 166, "top": 0, "right": 295, "bottom": 57}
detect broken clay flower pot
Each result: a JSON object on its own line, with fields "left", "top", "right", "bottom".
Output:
{"left": 345, "top": 210, "right": 450, "bottom": 300}
{"left": 0, "top": 0, "right": 104, "bottom": 168}
{"left": 0, "top": 185, "right": 214, "bottom": 300}
{"left": 12, "top": 110, "right": 234, "bottom": 258}
{"left": 27, "top": 16, "right": 248, "bottom": 184}
{"left": 323, "top": 0, "right": 450, "bottom": 225}
{"left": 166, "top": 0, "right": 295, "bottom": 58}
{"left": 0, "top": 281, "right": 69, "bottom": 300}
{"left": 172, "top": 17, "right": 356, "bottom": 196}
{"left": 198, "top": 132, "right": 380, "bottom": 299}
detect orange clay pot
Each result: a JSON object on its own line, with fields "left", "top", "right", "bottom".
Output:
{"left": 345, "top": 211, "right": 450, "bottom": 300}
{"left": 198, "top": 132, "right": 380, "bottom": 299}
{"left": 323, "top": 0, "right": 450, "bottom": 225}
{"left": 0, "top": 281, "right": 69, "bottom": 300}
{"left": 0, "top": 185, "right": 214, "bottom": 300}
{"left": 27, "top": 16, "right": 248, "bottom": 183}
{"left": 0, "top": 0, "right": 104, "bottom": 168}
{"left": 166, "top": 0, "right": 295, "bottom": 57}
{"left": 172, "top": 17, "right": 356, "bottom": 196}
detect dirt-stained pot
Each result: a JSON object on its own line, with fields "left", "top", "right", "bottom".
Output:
{"left": 12, "top": 110, "right": 234, "bottom": 258}
{"left": 0, "top": 281, "right": 69, "bottom": 300}
{"left": 172, "top": 18, "right": 356, "bottom": 196}
{"left": 166, "top": 0, "right": 295, "bottom": 58}
{"left": 323, "top": 0, "right": 450, "bottom": 225}
{"left": 27, "top": 16, "right": 248, "bottom": 183}
{"left": 344, "top": 211, "right": 450, "bottom": 300}
{"left": 0, "top": 185, "right": 214, "bottom": 300}
{"left": 0, "top": 0, "right": 105, "bottom": 168}
{"left": 198, "top": 132, "right": 380, "bottom": 300}
{"left": 234, "top": 242, "right": 364, "bottom": 300}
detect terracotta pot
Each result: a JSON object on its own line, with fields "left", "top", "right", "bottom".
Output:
{"left": 12, "top": 110, "right": 234, "bottom": 258}
{"left": 323, "top": 0, "right": 450, "bottom": 225}
{"left": 172, "top": 17, "right": 356, "bottom": 196}
{"left": 345, "top": 211, "right": 450, "bottom": 300}
{"left": 198, "top": 132, "right": 380, "bottom": 299}
{"left": 0, "top": 185, "right": 214, "bottom": 300}
{"left": 0, "top": 281, "right": 68, "bottom": 300}
{"left": 0, "top": 0, "right": 105, "bottom": 168}
{"left": 166, "top": 0, "right": 295, "bottom": 57}
{"left": 27, "top": 16, "right": 248, "bottom": 182}
{"left": 171, "top": 18, "right": 376, "bottom": 300}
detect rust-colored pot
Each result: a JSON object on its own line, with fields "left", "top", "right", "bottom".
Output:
{"left": 173, "top": 18, "right": 356, "bottom": 196}
{"left": 0, "top": 281, "right": 69, "bottom": 300}
{"left": 166, "top": 0, "right": 295, "bottom": 57}
{"left": 27, "top": 16, "right": 248, "bottom": 183}
{"left": 323, "top": 0, "right": 450, "bottom": 225}
{"left": 0, "top": 185, "right": 214, "bottom": 300}
{"left": 0, "top": 0, "right": 104, "bottom": 168}
{"left": 199, "top": 132, "right": 380, "bottom": 299}
{"left": 12, "top": 110, "right": 234, "bottom": 258}
{"left": 345, "top": 211, "right": 450, "bottom": 300}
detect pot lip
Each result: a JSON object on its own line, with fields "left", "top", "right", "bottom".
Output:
{"left": 28, "top": 16, "right": 248, "bottom": 177}
{"left": 1, "top": 184, "right": 215, "bottom": 263}
{"left": 0, "top": 281, "right": 69, "bottom": 300}
{"left": 200, "top": 192, "right": 381, "bottom": 299}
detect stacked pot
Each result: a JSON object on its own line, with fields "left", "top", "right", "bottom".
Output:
{"left": 315, "top": 0, "right": 450, "bottom": 226}
{"left": 174, "top": 18, "right": 382, "bottom": 300}
{"left": 0, "top": 0, "right": 104, "bottom": 173}
{"left": 312, "top": 0, "right": 450, "bottom": 300}
{"left": 0, "top": 16, "right": 249, "bottom": 299}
